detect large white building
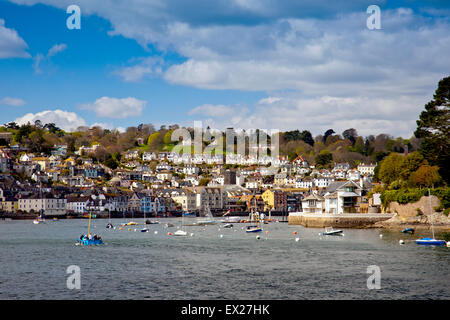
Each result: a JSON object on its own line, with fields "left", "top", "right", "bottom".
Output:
{"left": 357, "top": 163, "right": 376, "bottom": 176}
{"left": 18, "top": 195, "right": 67, "bottom": 216}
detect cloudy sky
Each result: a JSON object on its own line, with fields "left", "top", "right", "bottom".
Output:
{"left": 0, "top": 0, "right": 449, "bottom": 137}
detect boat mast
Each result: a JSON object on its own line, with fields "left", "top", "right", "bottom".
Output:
{"left": 428, "top": 189, "right": 435, "bottom": 239}
{"left": 88, "top": 212, "right": 91, "bottom": 235}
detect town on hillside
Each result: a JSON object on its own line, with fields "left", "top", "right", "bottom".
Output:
{"left": 0, "top": 130, "right": 381, "bottom": 219}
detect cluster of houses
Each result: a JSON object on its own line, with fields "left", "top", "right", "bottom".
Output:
{"left": 0, "top": 142, "right": 379, "bottom": 217}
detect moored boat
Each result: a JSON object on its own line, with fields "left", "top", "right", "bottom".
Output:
{"left": 173, "top": 229, "right": 187, "bottom": 236}
{"left": 322, "top": 227, "right": 343, "bottom": 236}
{"left": 416, "top": 189, "right": 445, "bottom": 247}
{"left": 415, "top": 238, "right": 446, "bottom": 246}
{"left": 77, "top": 212, "right": 103, "bottom": 246}
{"left": 246, "top": 225, "right": 262, "bottom": 233}
{"left": 402, "top": 227, "right": 415, "bottom": 234}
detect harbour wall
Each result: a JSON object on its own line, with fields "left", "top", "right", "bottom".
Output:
{"left": 288, "top": 212, "right": 394, "bottom": 228}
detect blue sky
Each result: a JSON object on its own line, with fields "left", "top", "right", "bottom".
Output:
{"left": 0, "top": 0, "right": 449, "bottom": 137}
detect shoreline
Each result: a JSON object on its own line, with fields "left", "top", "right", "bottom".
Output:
{"left": 288, "top": 212, "right": 450, "bottom": 230}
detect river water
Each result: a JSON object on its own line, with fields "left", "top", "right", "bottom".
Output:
{"left": 0, "top": 218, "right": 448, "bottom": 300}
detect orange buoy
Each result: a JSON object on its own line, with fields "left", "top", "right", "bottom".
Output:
{"left": 293, "top": 231, "right": 297, "bottom": 235}
{"left": 119, "top": 227, "right": 123, "bottom": 230}
{"left": 168, "top": 232, "right": 172, "bottom": 236}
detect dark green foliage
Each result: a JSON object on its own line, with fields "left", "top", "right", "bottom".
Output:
{"left": 380, "top": 187, "right": 450, "bottom": 211}
{"left": 414, "top": 76, "right": 450, "bottom": 183}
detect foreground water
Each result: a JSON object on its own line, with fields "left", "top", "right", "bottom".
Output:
{"left": 0, "top": 218, "right": 448, "bottom": 300}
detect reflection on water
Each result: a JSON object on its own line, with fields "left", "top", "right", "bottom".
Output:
{"left": 0, "top": 218, "right": 448, "bottom": 300}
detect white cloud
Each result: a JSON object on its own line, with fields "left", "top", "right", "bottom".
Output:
{"left": 33, "top": 43, "right": 67, "bottom": 73}
{"left": 14, "top": 109, "right": 87, "bottom": 131}
{"left": 7, "top": 1, "right": 450, "bottom": 137}
{"left": 0, "top": 97, "right": 25, "bottom": 106}
{"left": 113, "top": 57, "right": 163, "bottom": 82}
{"left": 80, "top": 96, "right": 147, "bottom": 118}
{"left": 188, "top": 104, "right": 234, "bottom": 117}
{"left": 0, "top": 19, "right": 30, "bottom": 59}
{"left": 187, "top": 94, "right": 427, "bottom": 138}
{"left": 47, "top": 43, "right": 67, "bottom": 57}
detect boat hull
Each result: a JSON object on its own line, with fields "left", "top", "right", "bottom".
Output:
{"left": 77, "top": 239, "right": 103, "bottom": 245}
{"left": 246, "top": 228, "right": 262, "bottom": 233}
{"left": 322, "top": 230, "right": 343, "bottom": 236}
{"left": 415, "top": 238, "right": 446, "bottom": 246}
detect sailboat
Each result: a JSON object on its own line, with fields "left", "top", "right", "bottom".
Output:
{"left": 77, "top": 212, "right": 103, "bottom": 245}
{"left": 416, "top": 189, "right": 446, "bottom": 246}
{"left": 106, "top": 210, "right": 113, "bottom": 229}
{"left": 174, "top": 210, "right": 188, "bottom": 236}
{"left": 141, "top": 210, "right": 149, "bottom": 232}
{"left": 246, "top": 209, "right": 262, "bottom": 233}
{"left": 196, "top": 203, "right": 216, "bottom": 226}
{"left": 33, "top": 183, "right": 46, "bottom": 224}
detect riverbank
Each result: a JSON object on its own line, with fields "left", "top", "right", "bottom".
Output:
{"left": 372, "top": 212, "right": 450, "bottom": 231}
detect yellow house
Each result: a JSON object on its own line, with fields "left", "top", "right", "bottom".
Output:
{"left": 261, "top": 189, "right": 287, "bottom": 212}
{"left": 32, "top": 157, "right": 49, "bottom": 171}
{"left": 0, "top": 199, "right": 17, "bottom": 213}
{"left": 65, "top": 157, "right": 75, "bottom": 166}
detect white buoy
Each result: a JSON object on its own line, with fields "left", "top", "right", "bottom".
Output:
{"left": 190, "top": 233, "right": 194, "bottom": 237}
{"left": 154, "top": 231, "right": 158, "bottom": 235}
{"left": 399, "top": 239, "right": 405, "bottom": 245}
{"left": 295, "top": 237, "right": 300, "bottom": 242}
{"left": 134, "top": 229, "right": 137, "bottom": 232}
{"left": 379, "top": 234, "right": 383, "bottom": 238}
{"left": 256, "top": 235, "right": 261, "bottom": 240}
{"left": 447, "top": 241, "right": 450, "bottom": 247}
{"left": 219, "top": 234, "right": 223, "bottom": 238}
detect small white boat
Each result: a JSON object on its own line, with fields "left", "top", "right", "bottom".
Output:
{"left": 322, "top": 227, "right": 343, "bottom": 236}
{"left": 173, "top": 229, "right": 188, "bottom": 236}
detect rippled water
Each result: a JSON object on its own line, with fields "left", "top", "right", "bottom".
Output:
{"left": 0, "top": 218, "right": 448, "bottom": 300}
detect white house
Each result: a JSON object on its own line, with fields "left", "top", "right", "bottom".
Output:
{"left": 142, "top": 152, "right": 157, "bottom": 162}
{"left": 301, "top": 193, "right": 325, "bottom": 213}
{"left": 357, "top": 163, "right": 376, "bottom": 176}
{"left": 323, "top": 180, "right": 363, "bottom": 214}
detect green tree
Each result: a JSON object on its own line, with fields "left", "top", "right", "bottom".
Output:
{"left": 378, "top": 153, "right": 405, "bottom": 184}
{"left": 400, "top": 151, "right": 426, "bottom": 182}
{"left": 315, "top": 150, "right": 333, "bottom": 167}
{"left": 323, "top": 129, "right": 335, "bottom": 143}
{"left": 411, "top": 165, "right": 442, "bottom": 188}
{"left": 414, "top": 76, "right": 450, "bottom": 183}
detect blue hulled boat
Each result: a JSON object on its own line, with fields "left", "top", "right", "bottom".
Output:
{"left": 77, "top": 212, "right": 104, "bottom": 246}
{"left": 416, "top": 189, "right": 445, "bottom": 247}
{"left": 415, "top": 238, "right": 446, "bottom": 246}
{"left": 402, "top": 227, "right": 415, "bottom": 234}
{"left": 77, "top": 237, "right": 103, "bottom": 245}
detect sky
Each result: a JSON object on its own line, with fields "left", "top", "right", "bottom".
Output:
{"left": 0, "top": 0, "right": 449, "bottom": 138}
